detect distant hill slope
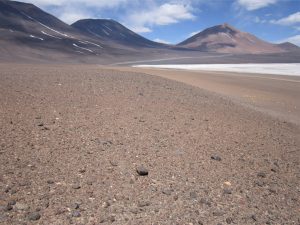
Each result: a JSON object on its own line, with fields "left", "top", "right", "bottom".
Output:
{"left": 0, "top": 0, "right": 111, "bottom": 61}
{"left": 177, "top": 23, "right": 288, "bottom": 54}
{"left": 0, "top": 0, "right": 165, "bottom": 62}
{"left": 72, "top": 19, "right": 166, "bottom": 48}
{"left": 0, "top": 0, "right": 299, "bottom": 63}
{"left": 277, "top": 42, "right": 300, "bottom": 52}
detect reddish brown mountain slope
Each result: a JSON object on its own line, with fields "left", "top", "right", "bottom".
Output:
{"left": 178, "top": 23, "right": 286, "bottom": 54}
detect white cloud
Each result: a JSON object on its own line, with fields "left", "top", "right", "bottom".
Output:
{"left": 21, "top": 0, "right": 131, "bottom": 24}
{"left": 271, "top": 12, "right": 300, "bottom": 26}
{"left": 237, "top": 0, "right": 277, "bottom": 11}
{"left": 126, "top": 3, "right": 195, "bottom": 33}
{"left": 22, "top": 0, "right": 129, "bottom": 7}
{"left": 254, "top": 16, "right": 266, "bottom": 23}
{"left": 59, "top": 11, "right": 92, "bottom": 24}
{"left": 153, "top": 38, "right": 171, "bottom": 44}
{"left": 22, "top": 0, "right": 196, "bottom": 29}
{"left": 277, "top": 35, "right": 300, "bottom": 46}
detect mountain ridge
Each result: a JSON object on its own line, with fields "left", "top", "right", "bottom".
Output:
{"left": 0, "top": 0, "right": 299, "bottom": 63}
{"left": 177, "top": 23, "right": 293, "bottom": 54}
{"left": 72, "top": 19, "right": 166, "bottom": 49}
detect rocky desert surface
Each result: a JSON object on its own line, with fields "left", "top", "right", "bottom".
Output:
{"left": 0, "top": 64, "right": 299, "bottom": 225}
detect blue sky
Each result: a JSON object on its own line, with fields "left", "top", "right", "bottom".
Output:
{"left": 21, "top": 0, "right": 300, "bottom": 45}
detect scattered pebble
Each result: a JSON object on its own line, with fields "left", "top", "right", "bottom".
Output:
{"left": 79, "top": 168, "right": 86, "bottom": 173}
{"left": 47, "top": 180, "right": 54, "bottom": 184}
{"left": 4, "top": 205, "right": 13, "bottom": 212}
{"left": 255, "top": 180, "right": 265, "bottom": 187}
{"left": 15, "top": 203, "right": 29, "bottom": 211}
{"left": 8, "top": 200, "right": 16, "bottom": 206}
{"left": 223, "top": 181, "right": 231, "bottom": 186}
{"left": 102, "top": 202, "right": 110, "bottom": 208}
{"left": 72, "top": 210, "right": 81, "bottom": 218}
{"left": 110, "top": 160, "right": 118, "bottom": 167}
{"left": 137, "top": 201, "right": 150, "bottom": 207}
{"left": 271, "top": 168, "right": 278, "bottom": 172}
{"left": 162, "top": 189, "right": 172, "bottom": 196}
{"left": 213, "top": 210, "right": 225, "bottom": 216}
{"left": 72, "top": 184, "right": 81, "bottom": 189}
{"left": 223, "top": 188, "right": 232, "bottom": 194}
{"left": 251, "top": 214, "right": 257, "bottom": 221}
{"left": 211, "top": 155, "right": 222, "bottom": 161}
{"left": 28, "top": 212, "right": 41, "bottom": 221}
{"left": 257, "top": 172, "right": 266, "bottom": 178}
{"left": 72, "top": 203, "right": 80, "bottom": 209}
{"left": 136, "top": 166, "right": 148, "bottom": 176}
{"left": 226, "top": 217, "right": 233, "bottom": 224}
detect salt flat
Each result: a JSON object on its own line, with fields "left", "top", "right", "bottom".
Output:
{"left": 134, "top": 63, "right": 300, "bottom": 76}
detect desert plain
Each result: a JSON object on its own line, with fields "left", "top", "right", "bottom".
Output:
{"left": 0, "top": 63, "right": 299, "bottom": 225}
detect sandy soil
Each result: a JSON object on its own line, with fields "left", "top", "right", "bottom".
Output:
{"left": 0, "top": 64, "right": 299, "bottom": 225}
{"left": 115, "top": 67, "right": 300, "bottom": 126}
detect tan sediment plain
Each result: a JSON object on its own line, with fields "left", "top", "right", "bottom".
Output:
{"left": 114, "top": 66, "right": 300, "bottom": 125}
{"left": 0, "top": 64, "right": 299, "bottom": 225}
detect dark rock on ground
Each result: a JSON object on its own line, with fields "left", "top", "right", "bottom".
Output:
{"left": 72, "top": 210, "right": 81, "bottom": 217}
{"left": 136, "top": 166, "right": 148, "bottom": 176}
{"left": 211, "top": 155, "right": 222, "bottom": 161}
{"left": 28, "top": 212, "right": 41, "bottom": 221}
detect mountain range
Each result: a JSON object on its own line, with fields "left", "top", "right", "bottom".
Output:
{"left": 0, "top": 0, "right": 299, "bottom": 64}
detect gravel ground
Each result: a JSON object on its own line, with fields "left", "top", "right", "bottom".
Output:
{"left": 0, "top": 64, "right": 299, "bottom": 225}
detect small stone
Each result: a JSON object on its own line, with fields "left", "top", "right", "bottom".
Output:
{"left": 47, "top": 180, "right": 54, "bottom": 184}
{"left": 37, "top": 123, "right": 44, "bottom": 127}
{"left": 136, "top": 166, "right": 148, "bottom": 176}
{"left": 8, "top": 200, "right": 16, "bottom": 206}
{"left": 4, "top": 205, "right": 13, "bottom": 211}
{"left": 72, "top": 211, "right": 81, "bottom": 218}
{"left": 102, "top": 202, "right": 110, "bottom": 208}
{"left": 72, "top": 184, "right": 81, "bottom": 189}
{"left": 257, "top": 172, "right": 266, "bottom": 178}
{"left": 15, "top": 203, "right": 29, "bottom": 211}
{"left": 226, "top": 217, "right": 233, "bottom": 224}
{"left": 72, "top": 203, "right": 80, "bottom": 209}
{"left": 211, "top": 155, "right": 222, "bottom": 161}
{"left": 28, "top": 212, "right": 41, "bottom": 221}
{"left": 79, "top": 168, "right": 86, "bottom": 173}
{"left": 223, "top": 188, "right": 232, "bottom": 194}
{"left": 162, "top": 189, "right": 172, "bottom": 195}
{"left": 138, "top": 201, "right": 150, "bottom": 207}
{"left": 223, "top": 181, "right": 231, "bottom": 186}
{"left": 251, "top": 214, "right": 257, "bottom": 221}
{"left": 213, "top": 210, "right": 225, "bottom": 216}
{"left": 254, "top": 180, "right": 265, "bottom": 187}
{"left": 271, "top": 168, "right": 278, "bottom": 173}
{"left": 110, "top": 161, "right": 118, "bottom": 167}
